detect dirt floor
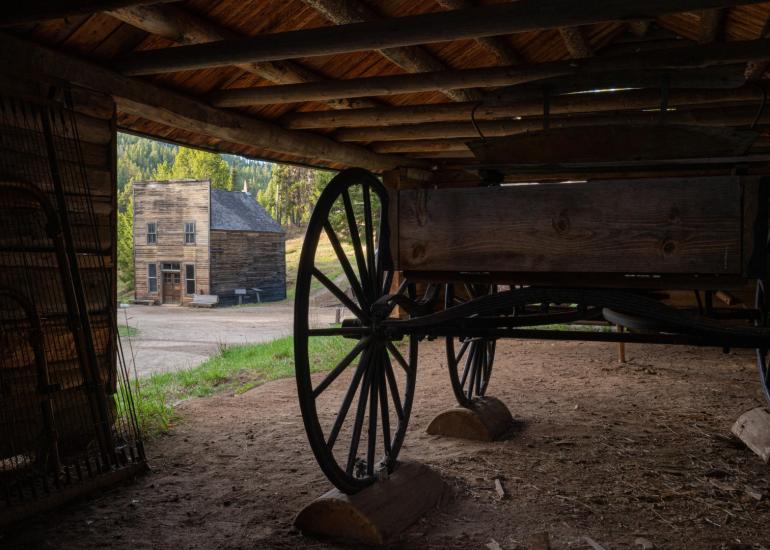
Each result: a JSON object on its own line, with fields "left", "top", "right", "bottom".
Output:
{"left": 120, "top": 303, "right": 336, "bottom": 376}
{"left": 5, "top": 339, "right": 770, "bottom": 549}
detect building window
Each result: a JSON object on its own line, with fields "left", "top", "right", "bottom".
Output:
{"left": 185, "top": 264, "right": 195, "bottom": 295}
{"left": 147, "top": 222, "right": 157, "bottom": 245}
{"left": 161, "top": 262, "right": 180, "bottom": 272}
{"left": 184, "top": 222, "right": 196, "bottom": 244}
{"left": 148, "top": 263, "right": 158, "bottom": 293}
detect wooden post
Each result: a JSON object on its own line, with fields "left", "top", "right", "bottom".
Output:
{"left": 617, "top": 325, "right": 626, "bottom": 363}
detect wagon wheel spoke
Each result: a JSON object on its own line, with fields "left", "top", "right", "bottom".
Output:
{"left": 341, "top": 189, "right": 371, "bottom": 300}
{"left": 312, "top": 337, "right": 369, "bottom": 399}
{"left": 445, "top": 284, "right": 498, "bottom": 407}
{"left": 346, "top": 354, "right": 373, "bottom": 475}
{"left": 378, "top": 351, "right": 392, "bottom": 455}
{"left": 366, "top": 350, "right": 380, "bottom": 476}
{"left": 362, "top": 184, "right": 378, "bottom": 298}
{"left": 311, "top": 267, "right": 365, "bottom": 321}
{"left": 323, "top": 221, "right": 368, "bottom": 309}
{"left": 383, "top": 351, "right": 404, "bottom": 421}
{"left": 326, "top": 348, "right": 370, "bottom": 450}
{"left": 386, "top": 341, "right": 412, "bottom": 375}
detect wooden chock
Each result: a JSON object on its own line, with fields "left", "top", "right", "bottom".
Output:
{"left": 732, "top": 407, "right": 770, "bottom": 462}
{"left": 426, "top": 396, "right": 514, "bottom": 441}
{"left": 294, "top": 461, "right": 448, "bottom": 545}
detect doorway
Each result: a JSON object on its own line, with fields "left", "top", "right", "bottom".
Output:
{"left": 162, "top": 271, "right": 181, "bottom": 304}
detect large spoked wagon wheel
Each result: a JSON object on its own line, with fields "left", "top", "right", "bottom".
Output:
{"left": 294, "top": 168, "right": 417, "bottom": 494}
{"left": 445, "top": 284, "right": 497, "bottom": 408}
{"left": 755, "top": 279, "right": 770, "bottom": 406}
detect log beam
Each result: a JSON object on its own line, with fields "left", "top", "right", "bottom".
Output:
{"left": 209, "top": 39, "right": 770, "bottom": 106}
{"left": 0, "top": 32, "right": 417, "bottom": 172}
{"left": 301, "top": 0, "right": 479, "bottom": 102}
{"left": 559, "top": 27, "right": 592, "bottom": 58}
{"left": 0, "top": 0, "right": 175, "bottom": 26}
{"left": 335, "top": 105, "right": 770, "bottom": 143}
{"left": 746, "top": 15, "right": 770, "bottom": 80}
{"left": 109, "top": 4, "right": 379, "bottom": 110}
{"left": 280, "top": 85, "right": 768, "bottom": 129}
{"left": 434, "top": 0, "right": 523, "bottom": 65}
{"left": 698, "top": 9, "right": 725, "bottom": 43}
{"left": 119, "top": 0, "right": 768, "bottom": 75}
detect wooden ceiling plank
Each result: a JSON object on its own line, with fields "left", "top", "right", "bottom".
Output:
{"left": 0, "top": 0, "right": 177, "bottom": 27}
{"left": 209, "top": 39, "right": 770, "bottom": 106}
{"left": 0, "top": 32, "right": 418, "bottom": 171}
{"left": 300, "top": 0, "right": 479, "bottom": 102}
{"left": 109, "top": 4, "right": 379, "bottom": 110}
{"left": 280, "top": 85, "right": 768, "bottom": 129}
{"left": 119, "top": 0, "right": 769, "bottom": 75}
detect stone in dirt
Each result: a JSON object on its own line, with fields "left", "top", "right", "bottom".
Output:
{"left": 731, "top": 407, "right": 770, "bottom": 463}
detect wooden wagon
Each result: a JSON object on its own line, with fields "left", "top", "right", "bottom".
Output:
{"left": 293, "top": 138, "right": 770, "bottom": 494}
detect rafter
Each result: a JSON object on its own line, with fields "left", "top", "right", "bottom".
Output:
{"left": 280, "top": 85, "right": 767, "bottom": 129}
{"left": 119, "top": 0, "right": 767, "bottom": 75}
{"left": 343, "top": 104, "right": 768, "bottom": 144}
{"left": 433, "top": 0, "right": 523, "bottom": 65}
{"left": 746, "top": 14, "right": 770, "bottom": 80}
{"left": 208, "top": 40, "right": 770, "bottom": 107}
{"left": 109, "top": 4, "right": 378, "bottom": 110}
{"left": 0, "top": 32, "right": 417, "bottom": 172}
{"left": 698, "top": 8, "right": 725, "bottom": 43}
{"left": 0, "top": 0, "right": 175, "bottom": 26}
{"left": 301, "top": 0, "right": 479, "bottom": 101}
{"left": 559, "top": 27, "right": 593, "bottom": 58}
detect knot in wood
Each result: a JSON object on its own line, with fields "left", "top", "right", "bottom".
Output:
{"left": 552, "top": 210, "right": 570, "bottom": 234}
{"left": 661, "top": 239, "right": 677, "bottom": 256}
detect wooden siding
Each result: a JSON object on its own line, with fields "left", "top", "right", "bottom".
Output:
{"left": 209, "top": 230, "right": 286, "bottom": 303}
{"left": 133, "top": 180, "right": 211, "bottom": 304}
{"left": 0, "top": 76, "right": 117, "bottom": 450}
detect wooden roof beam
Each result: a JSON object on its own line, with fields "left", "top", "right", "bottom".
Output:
{"left": 698, "top": 9, "right": 726, "bottom": 43}
{"left": 109, "top": 4, "right": 378, "bottom": 110}
{"left": 746, "top": 15, "right": 770, "bottom": 80}
{"left": 119, "top": 0, "right": 768, "bottom": 75}
{"left": 559, "top": 27, "right": 593, "bottom": 58}
{"left": 0, "top": 0, "right": 175, "bottom": 26}
{"left": 0, "top": 32, "right": 418, "bottom": 172}
{"left": 300, "top": 0, "right": 479, "bottom": 102}
{"left": 209, "top": 39, "right": 770, "bottom": 106}
{"left": 333, "top": 105, "right": 770, "bottom": 143}
{"left": 433, "top": 0, "right": 524, "bottom": 65}
{"left": 280, "top": 85, "right": 768, "bottom": 129}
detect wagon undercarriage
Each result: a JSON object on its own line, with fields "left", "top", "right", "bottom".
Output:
{"left": 294, "top": 168, "right": 770, "bottom": 495}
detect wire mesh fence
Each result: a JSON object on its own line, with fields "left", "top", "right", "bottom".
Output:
{"left": 0, "top": 85, "right": 144, "bottom": 522}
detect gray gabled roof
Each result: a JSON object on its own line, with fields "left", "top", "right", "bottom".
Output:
{"left": 210, "top": 188, "right": 284, "bottom": 233}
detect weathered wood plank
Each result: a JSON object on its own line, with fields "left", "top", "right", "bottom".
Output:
{"left": 397, "top": 177, "right": 743, "bottom": 274}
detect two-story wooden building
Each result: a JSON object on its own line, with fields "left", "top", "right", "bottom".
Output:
{"left": 133, "top": 180, "right": 285, "bottom": 305}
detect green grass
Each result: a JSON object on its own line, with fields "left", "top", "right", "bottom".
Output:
{"left": 119, "top": 334, "right": 353, "bottom": 437}
{"left": 118, "top": 324, "right": 139, "bottom": 337}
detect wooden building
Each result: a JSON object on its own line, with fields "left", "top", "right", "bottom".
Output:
{"left": 133, "top": 180, "right": 285, "bottom": 305}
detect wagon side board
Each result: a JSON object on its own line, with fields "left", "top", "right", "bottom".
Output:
{"left": 392, "top": 176, "right": 768, "bottom": 282}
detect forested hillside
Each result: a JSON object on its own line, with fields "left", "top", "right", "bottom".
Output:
{"left": 116, "top": 133, "right": 334, "bottom": 299}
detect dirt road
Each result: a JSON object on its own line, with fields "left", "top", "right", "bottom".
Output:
{"left": 118, "top": 303, "right": 336, "bottom": 377}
